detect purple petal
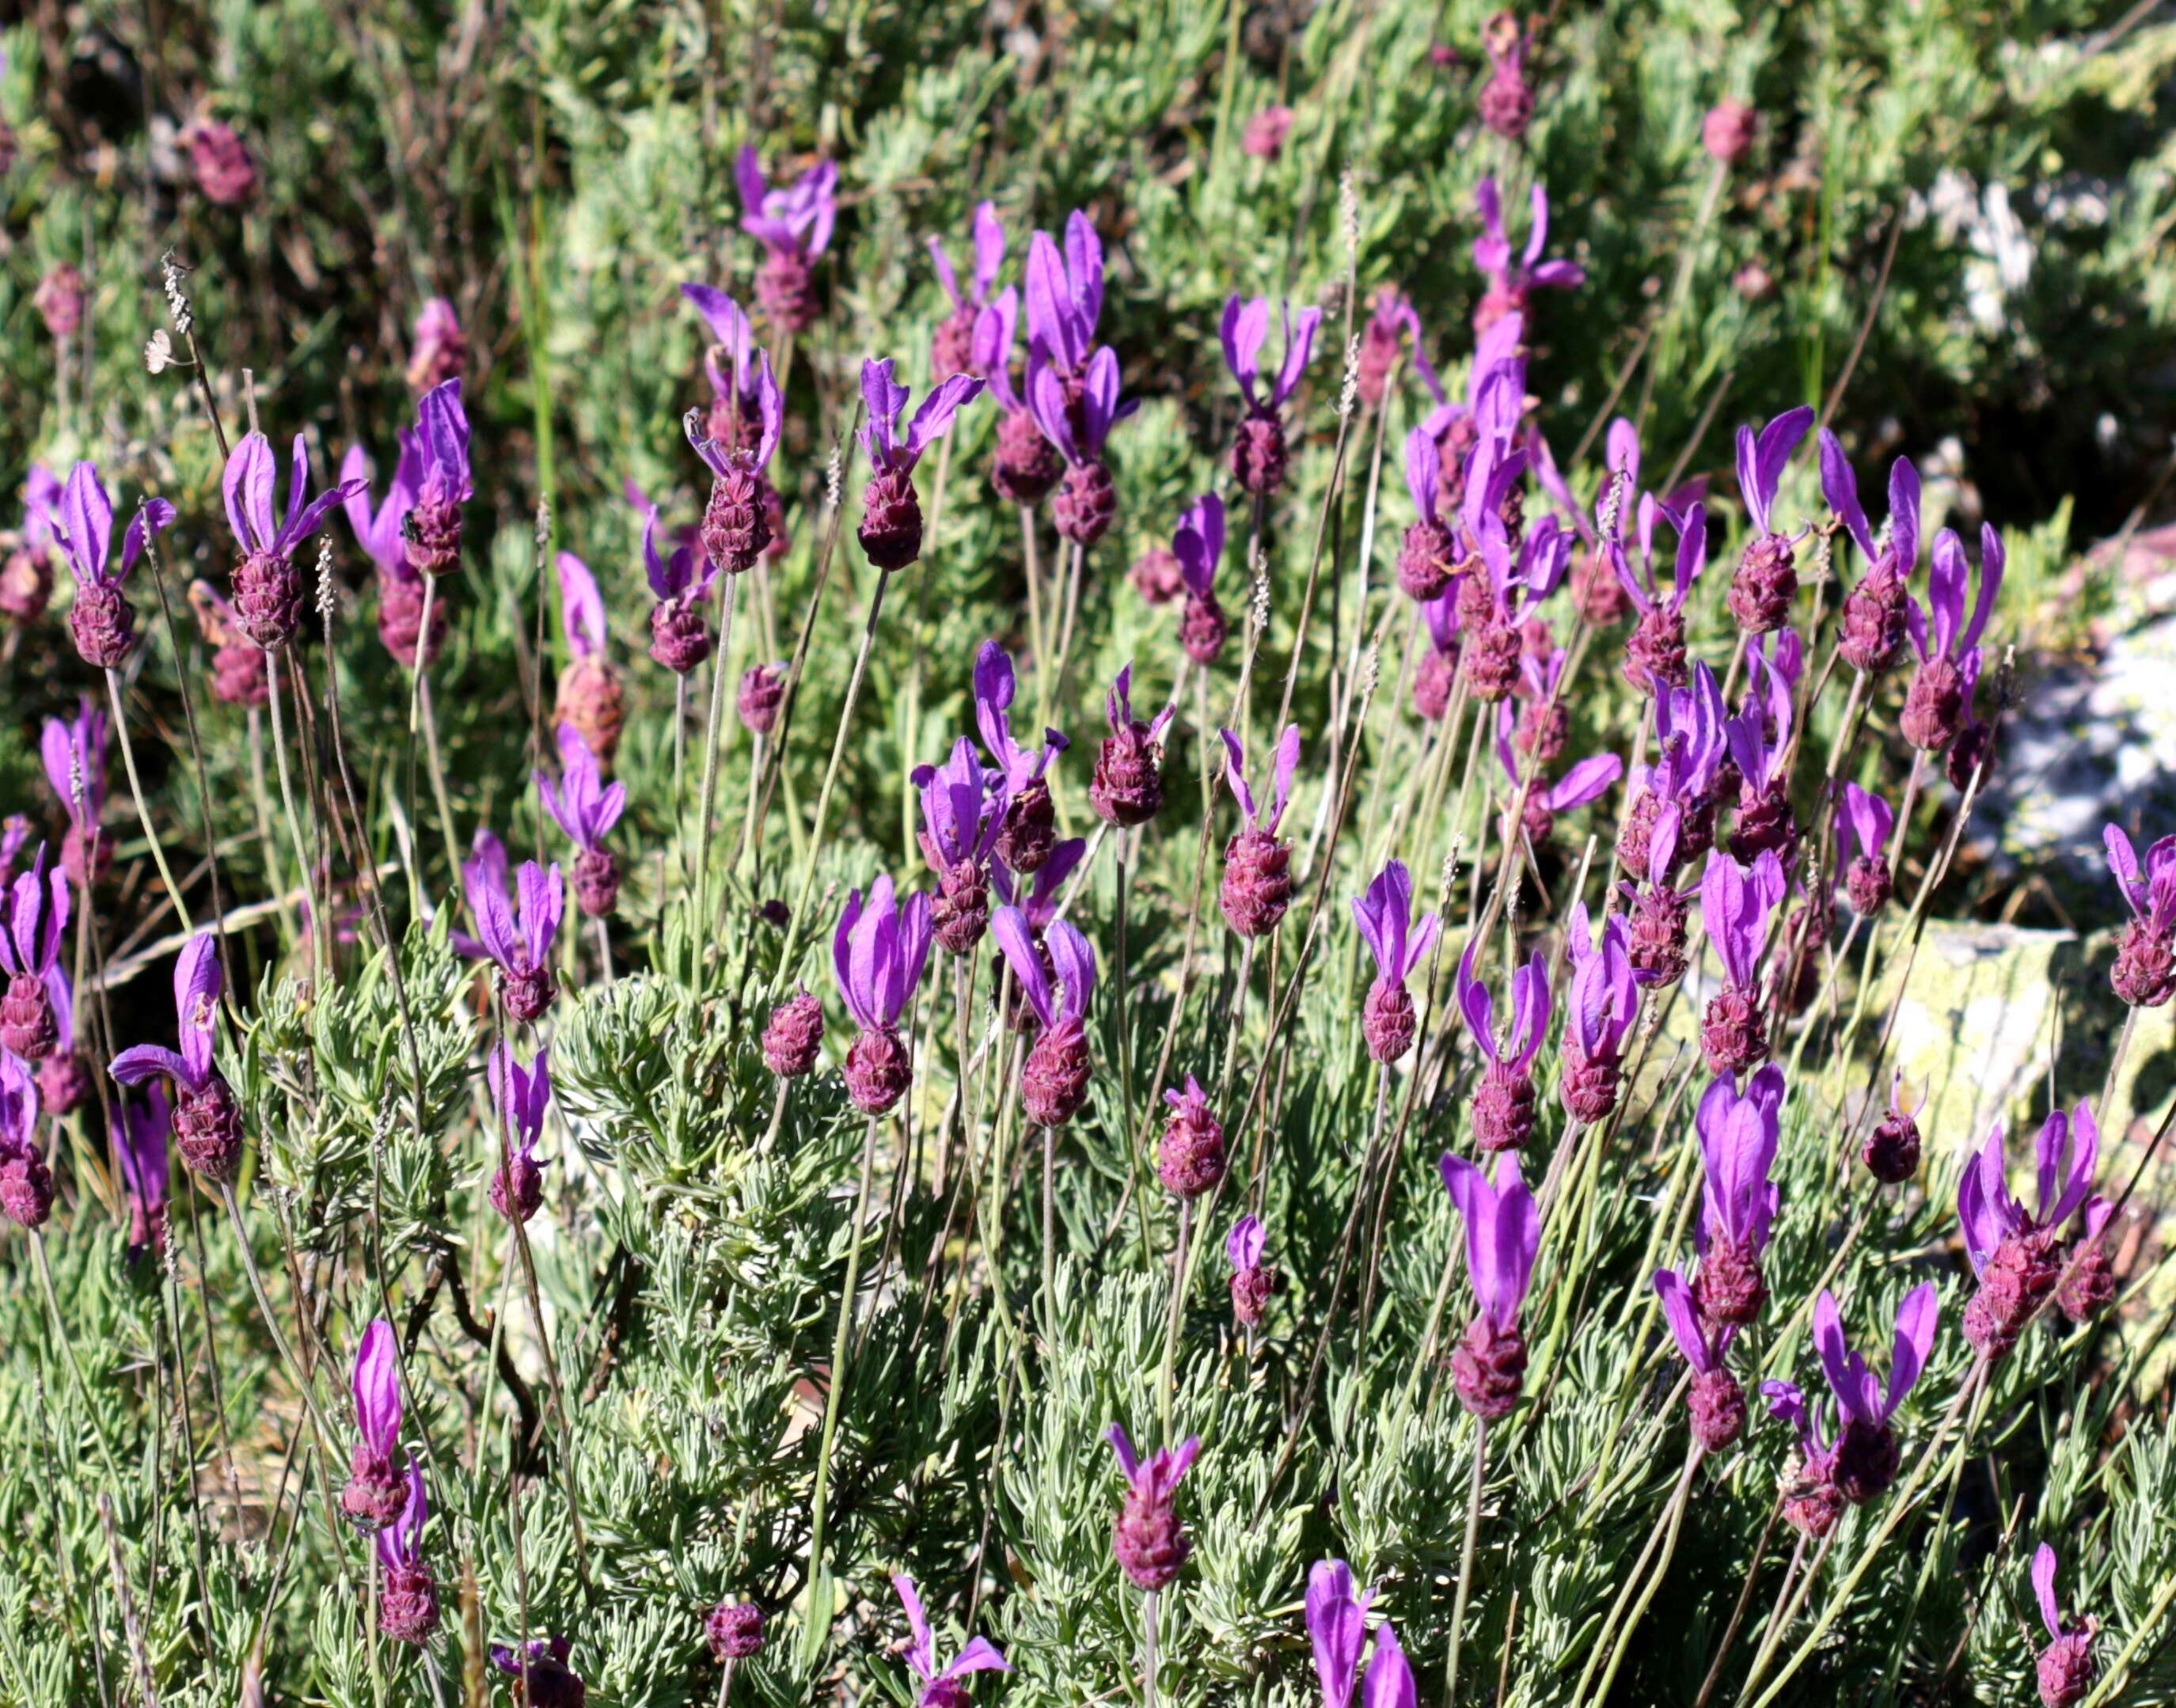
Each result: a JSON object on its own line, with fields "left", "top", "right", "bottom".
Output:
{"left": 111, "top": 1043, "right": 190, "bottom": 1088}
{"left": 1653, "top": 1270, "right": 1711, "bottom": 1372}
{"left": 903, "top": 374, "right": 985, "bottom": 464}
{"left": 1361, "top": 1621, "right": 1415, "bottom": 1708}
{"left": 891, "top": 1575, "right": 936, "bottom": 1680}
{"left": 971, "top": 202, "right": 1006, "bottom": 302}
{"left": 990, "top": 905, "right": 1055, "bottom": 1029}
{"left": 2033, "top": 1544, "right": 2062, "bottom": 1641}
{"left": 1883, "top": 1281, "right": 1939, "bottom": 1419}
{"left": 353, "top": 1318, "right": 402, "bottom": 1456}
{"left": 1227, "top": 1214, "right": 1266, "bottom": 1271}
{"left": 1045, "top": 918, "right": 1096, "bottom": 1026}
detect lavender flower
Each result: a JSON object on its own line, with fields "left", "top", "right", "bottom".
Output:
{"left": 706, "top": 1601, "right": 765, "bottom": 1662}
{"left": 1471, "top": 178, "right": 1584, "bottom": 333}
{"left": 1617, "top": 662, "right": 1726, "bottom": 876}
{"left": 402, "top": 381, "right": 473, "bottom": 577}
{"left": 1221, "top": 294, "right": 1322, "bottom": 495}
{"left": 974, "top": 289, "right": 1065, "bottom": 505}
{"left": 1439, "top": 1152, "right": 1540, "bottom": 1418}
{"left": 1174, "top": 492, "right": 1230, "bottom": 665}
{"left": 1619, "top": 804, "right": 1692, "bottom": 987}
{"left": 463, "top": 834, "right": 563, "bottom": 1024}
{"left": 112, "top": 932, "right": 244, "bottom": 1183}
{"left": 1689, "top": 1065, "right": 1783, "bottom": 1327}
{"left": 33, "top": 264, "right": 84, "bottom": 340}
{"left": 1219, "top": 725, "right": 1301, "bottom": 938}
{"left": 1227, "top": 1214, "right": 1278, "bottom": 1327}
{"left": 1, "top": 463, "right": 63, "bottom": 624}
{"left": 1458, "top": 430, "right": 1566, "bottom": 702}
{"left": 1818, "top": 433, "right": 1923, "bottom": 674}
{"left": 1103, "top": 1425, "right": 1200, "bottom": 1589}
{"left": 680, "top": 286, "right": 777, "bottom": 454}
{"left": 1726, "top": 405, "right": 1814, "bottom": 636}
{"left": 914, "top": 738, "right": 1005, "bottom": 955}
{"left": 2032, "top": 1543, "right": 2096, "bottom": 1707}
{"left": 1023, "top": 211, "right": 1105, "bottom": 378}
{"left": 1352, "top": 860, "right": 1441, "bottom": 1064}
{"left": 340, "top": 1318, "right": 408, "bottom": 1528}
{"left": 1799, "top": 1282, "right": 1939, "bottom": 1504}
{"left": 892, "top": 1574, "right": 1009, "bottom": 1708}
{"left": 644, "top": 503, "right": 721, "bottom": 674}
{"left": 761, "top": 987, "right": 826, "bottom": 1079}
{"left": 1562, "top": 905, "right": 1639, "bottom": 1123}
{"left": 486, "top": 1042, "right": 549, "bottom": 1224}
{"left": 739, "top": 662, "right": 787, "bottom": 734}
{"left": 1090, "top": 664, "right": 1178, "bottom": 827}
{"left": 1456, "top": 939, "right": 1551, "bottom": 1153}
{"left": 1839, "top": 782, "right": 1896, "bottom": 915}
{"left": 834, "top": 876, "right": 936, "bottom": 1114}
{"left": 406, "top": 295, "right": 466, "bottom": 393}
{"left": 184, "top": 116, "right": 257, "bottom": 203}
{"left": 553, "top": 552, "right": 626, "bottom": 763}
{"left": 2103, "top": 825, "right": 2176, "bottom": 1008}
{"left": 1697, "top": 849, "right": 1786, "bottom": 1076}
{"left": 1157, "top": 1075, "right": 1225, "bottom": 1199}
{"left": 1242, "top": 104, "right": 1295, "bottom": 159}
{"left": 1959, "top": 1103, "right": 2098, "bottom": 1361}
{"left": 113, "top": 1087, "right": 171, "bottom": 1258}
{"left": 993, "top": 908, "right": 1096, "bottom": 1127}
{"left": 1494, "top": 712, "right": 1620, "bottom": 850}
{"left": 537, "top": 724, "right": 628, "bottom": 919}
{"left": 928, "top": 201, "right": 1006, "bottom": 377}
{"left": 1397, "top": 427, "right": 1460, "bottom": 602}
{"left": 1863, "top": 1070, "right": 1925, "bottom": 1185}
{"left": 1476, "top": 13, "right": 1533, "bottom": 139}
{"left": 737, "top": 146, "right": 836, "bottom": 332}
{"left": 974, "top": 640, "right": 1068, "bottom": 872}
{"left": 857, "top": 359, "right": 985, "bottom": 569}
{"left": 685, "top": 355, "right": 785, "bottom": 575}
{"left": 1307, "top": 1562, "right": 1417, "bottom": 1708}
{"left": 0, "top": 1056, "right": 51, "bottom": 1229}
{"left": 376, "top": 1458, "right": 440, "bottom": 1644}
{"left": 1722, "top": 660, "right": 1797, "bottom": 861}
{"left": 41, "top": 696, "right": 108, "bottom": 892}
{"left": 490, "top": 1637, "right": 585, "bottom": 1708}
{"left": 1357, "top": 287, "right": 1430, "bottom": 409}
{"left": 48, "top": 461, "right": 177, "bottom": 668}
{"left": 1901, "top": 524, "right": 2003, "bottom": 752}
{"left": 183, "top": 579, "right": 271, "bottom": 706}
{"left": 1413, "top": 585, "right": 1461, "bottom": 721}
{"left": 0, "top": 849, "right": 69, "bottom": 1063}
{"left": 1615, "top": 496, "right": 1706, "bottom": 696}
{"left": 1653, "top": 1270, "right": 1744, "bottom": 1451}
{"left": 219, "top": 431, "right": 368, "bottom": 647}
{"left": 338, "top": 437, "right": 445, "bottom": 671}
{"left": 1027, "top": 344, "right": 1133, "bottom": 546}
{"left": 1703, "top": 100, "right": 1757, "bottom": 163}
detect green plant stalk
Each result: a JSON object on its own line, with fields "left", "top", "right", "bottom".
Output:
{"left": 104, "top": 668, "right": 193, "bottom": 929}
{"left": 262, "top": 654, "right": 321, "bottom": 979}
{"left": 1445, "top": 1418, "right": 1487, "bottom": 1703}
{"left": 694, "top": 573, "right": 740, "bottom": 938}
{"left": 1578, "top": 1446, "right": 1704, "bottom": 1707}
{"left": 806, "top": 1111, "right": 881, "bottom": 1606}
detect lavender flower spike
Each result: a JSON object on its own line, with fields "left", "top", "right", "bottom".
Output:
{"left": 644, "top": 504, "right": 721, "bottom": 675}
{"left": 1809, "top": 1281, "right": 1939, "bottom": 1503}
{"left": 553, "top": 552, "right": 626, "bottom": 761}
{"left": 679, "top": 286, "right": 769, "bottom": 450}
{"left": 684, "top": 357, "right": 785, "bottom": 577}
{"left": 111, "top": 931, "right": 245, "bottom": 1182}
{"left": 857, "top": 358, "right": 985, "bottom": 570}
{"left": 220, "top": 430, "right": 370, "bottom": 647}
{"left": 340, "top": 1318, "right": 408, "bottom": 1528}
{"left": 737, "top": 146, "right": 837, "bottom": 331}
{"left": 993, "top": 908, "right": 1096, "bottom": 1128}
{"left": 487, "top": 1042, "right": 550, "bottom": 1223}
{"left": 1027, "top": 343, "right": 1134, "bottom": 546}
{"left": 113, "top": 1087, "right": 171, "bottom": 1257}
{"left": 1456, "top": 938, "right": 1551, "bottom": 1152}
{"left": 1697, "top": 849, "right": 1787, "bottom": 1076}
{"left": 1653, "top": 1270, "right": 1745, "bottom": 1451}
{"left": 833, "top": 875, "right": 936, "bottom": 1114}
{"left": 1090, "top": 664, "right": 1178, "bottom": 828}
{"left": 1023, "top": 211, "right": 1105, "bottom": 376}
{"left": 1218, "top": 724, "right": 1302, "bottom": 938}
{"left": 1174, "top": 492, "right": 1230, "bottom": 664}
{"left": 1351, "top": 860, "right": 1440, "bottom": 1064}
{"left": 1840, "top": 782, "right": 1897, "bottom": 914}
{"left": 402, "top": 381, "right": 472, "bottom": 577}
{"left": 1308, "top": 1561, "right": 1418, "bottom": 1708}
{"left": 1901, "top": 522, "right": 2004, "bottom": 752}
{"left": 1616, "top": 496, "right": 1706, "bottom": 696}
{"left": 376, "top": 1458, "right": 440, "bottom": 1643}
{"left": 1722, "top": 667, "right": 1797, "bottom": 863}
{"left": 1103, "top": 1425, "right": 1201, "bottom": 1590}
{"left": 1221, "top": 294, "right": 1323, "bottom": 496}
{"left": 340, "top": 438, "right": 445, "bottom": 670}
{"left": 1438, "top": 1152, "right": 1540, "bottom": 1418}
{"left": 1227, "top": 1213, "right": 1278, "bottom": 1326}
{"left": 537, "top": 724, "right": 627, "bottom": 919}
{"left": 1494, "top": 715, "right": 1621, "bottom": 851}
{"left": 1472, "top": 177, "right": 1584, "bottom": 335}
{"left": 975, "top": 640, "right": 1068, "bottom": 872}
{"left": 975, "top": 288, "right": 1065, "bottom": 505}
{"left": 1397, "top": 428, "right": 1459, "bottom": 602}
{"left": 1959, "top": 1102, "right": 2100, "bottom": 1360}
{"left": 42, "top": 695, "right": 109, "bottom": 891}
{"left": 2103, "top": 825, "right": 2176, "bottom": 1008}
{"left": 1157, "top": 1075, "right": 1226, "bottom": 1197}
{"left": 49, "top": 460, "right": 179, "bottom": 667}
{"left": 464, "top": 838, "right": 563, "bottom": 1024}
{"left": 1690, "top": 1065, "right": 1783, "bottom": 1327}
{"left": 1819, "top": 431, "right": 1923, "bottom": 674}
{"left": 489, "top": 1637, "right": 584, "bottom": 1706}
{"left": 1561, "top": 905, "right": 1639, "bottom": 1123}
{"left": 929, "top": 200, "right": 1006, "bottom": 378}
{"left": 2032, "top": 1543, "right": 2096, "bottom": 1708}
{"left": 892, "top": 1574, "right": 1010, "bottom": 1708}
{"left": 1726, "top": 404, "right": 1814, "bottom": 636}
{"left": 0, "top": 848, "right": 69, "bottom": 1064}
{"left": 914, "top": 738, "right": 1005, "bottom": 955}
{"left": 0, "top": 1056, "right": 51, "bottom": 1229}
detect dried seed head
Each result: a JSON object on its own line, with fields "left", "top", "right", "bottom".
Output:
{"left": 1339, "top": 335, "right": 1360, "bottom": 419}
{"left": 145, "top": 328, "right": 176, "bottom": 374}
{"left": 826, "top": 443, "right": 843, "bottom": 509}
{"left": 160, "top": 250, "right": 195, "bottom": 337}
{"left": 316, "top": 536, "right": 336, "bottom": 624}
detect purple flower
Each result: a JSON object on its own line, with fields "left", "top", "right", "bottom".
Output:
{"left": 1175, "top": 492, "right": 1230, "bottom": 664}
{"left": 1023, "top": 211, "right": 1105, "bottom": 377}
{"left": 1734, "top": 406, "right": 1813, "bottom": 541}
{"left": 376, "top": 1456, "right": 439, "bottom": 1644}
{"left": 1456, "top": 937, "right": 1550, "bottom": 1152}
{"left": 1103, "top": 1425, "right": 1201, "bottom": 1590}
{"left": 684, "top": 343, "right": 784, "bottom": 473}
{"left": 553, "top": 552, "right": 625, "bottom": 761}
{"left": 1221, "top": 724, "right": 1301, "bottom": 837}
{"left": 1438, "top": 1152, "right": 1540, "bottom": 1417}
{"left": 1819, "top": 432, "right": 1923, "bottom": 673}
{"left": 111, "top": 932, "right": 244, "bottom": 1182}
{"left": 993, "top": 908, "right": 1096, "bottom": 1127}
{"left": 1458, "top": 433, "right": 1567, "bottom": 701}
{"left": 1722, "top": 653, "right": 1797, "bottom": 860}
{"left": 0, "top": 1053, "right": 51, "bottom": 1228}
{"left": 2032, "top": 1544, "right": 2096, "bottom": 1708}
{"left": 1689, "top": 1065, "right": 1783, "bottom": 1325}
{"left": 1616, "top": 497, "right": 1707, "bottom": 695}
{"left": 490, "top": 1637, "right": 584, "bottom": 1706}
{"left": 1726, "top": 406, "right": 1815, "bottom": 634}
{"left": 1620, "top": 662, "right": 1728, "bottom": 877}
{"left": 1307, "top": 1562, "right": 1417, "bottom": 1708}
{"left": 48, "top": 461, "right": 179, "bottom": 668}
{"left": 1219, "top": 726, "right": 1302, "bottom": 939}
{"left": 1357, "top": 287, "right": 1433, "bottom": 408}
{"left": 858, "top": 359, "right": 984, "bottom": 570}
{"left": 680, "top": 287, "right": 781, "bottom": 446}
{"left": 463, "top": 834, "right": 562, "bottom": 1024}
{"left": 1562, "top": 905, "right": 1639, "bottom": 1122}
{"left": 974, "top": 640, "right": 1066, "bottom": 871}
{"left": 0, "top": 848, "right": 70, "bottom": 1061}
{"left": 2104, "top": 825, "right": 2176, "bottom": 1007}
{"left": 220, "top": 430, "right": 370, "bottom": 647}
{"left": 1226, "top": 1213, "right": 1278, "bottom": 1324}
{"left": 644, "top": 502, "right": 721, "bottom": 674}
{"left": 1812, "top": 1282, "right": 1939, "bottom": 1501}
{"left": 1494, "top": 712, "right": 1621, "bottom": 848}
{"left": 990, "top": 838, "right": 1086, "bottom": 934}
{"left": 1396, "top": 427, "right": 1460, "bottom": 602}
{"left": 1901, "top": 524, "right": 2004, "bottom": 751}
{"left": 1698, "top": 849, "right": 1786, "bottom": 1075}
{"left": 1089, "top": 665, "right": 1178, "bottom": 827}
{"left": 1840, "top": 783, "right": 1896, "bottom": 914}
{"left": 972, "top": 288, "right": 1067, "bottom": 507}
{"left": 340, "top": 1318, "right": 408, "bottom": 1528}
{"left": 41, "top": 695, "right": 108, "bottom": 890}
{"left": 1159, "top": 1076, "right": 1227, "bottom": 1199}
{"left": 1472, "top": 179, "right": 1583, "bottom": 333}
{"left": 184, "top": 116, "right": 256, "bottom": 203}
{"left": 835, "top": 877, "right": 936, "bottom": 1114}
{"left": 407, "top": 296, "right": 466, "bottom": 393}
{"left": 1221, "top": 295, "right": 1321, "bottom": 495}
{"left": 486, "top": 1041, "right": 550, "bottom": 1224}
{"left": 738, "top": 148, "right": 837, "bottom": 260}
{"left": 915, "top": 738, "right": 1004, "bottom": 955}
{"left": 1352, "top": 860, "right": 1440, "bottom": 1064}
{"left": 537, "top": 725, "right": 627, "bottom": 918}
{"left": 1026, "top": 344, "right": 1131, "bottom": 469}
{"left": 1654, "top": 1269, "right": 1745, "bottom": 1451}
{"left": 113, "top": 1086, "right": 171, "bottom": 1257}
{"left": 338, "top": 436, "right": 420, "bottom": 573}
{"left": 929, "top": 201, "right": 1007, "bottom": 377}
{"left": 1958, "top": 1104, "right": 2100, "bottom": 1278}
{"left": 892, "top": 1574, "right": 1009, "bottom": 1708}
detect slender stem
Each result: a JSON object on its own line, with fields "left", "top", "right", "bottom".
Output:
{"left": 1156, "top": 1199, "right": 1192, "bottom": 1443}
{"left": 1580, "top": 1447, "right": 1703, "bottom": 1708}
{"left": 1040, "top": 1120, "right": 1058, "bottom": 1338}
{"left": 104, "top": 668, "right": 193, "bottom": 928}
{"left": 32, "top": 1232, "right": 123, "bottom": 1486}
{"left": 1692, "top": 1497, "right": 1785, "bottom": 1708}
{"left": 1141, "top": 1588, "right": 1159, "bottom": 1708}
{"left": 806, "top": 1112, "right": 881, "bottom": 1592}
{"left": 1445, "top": 1419, "right": 1488, "bottom": 1703}
{"left": 694, "top": 574, "right": 740, "bottom": 936}
{"left": 263, "top": 655, "right": 320, "bottom": 981}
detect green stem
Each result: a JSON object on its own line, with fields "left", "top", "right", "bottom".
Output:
{"left": 806, "top": 1113, "right": 882, "bottom": 1596}
{"left": 104, "top": 668, "right": 193, "bottom": 928}
{"left": 1445, "top": 1419, "right": 1487, "bottom": 1703}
